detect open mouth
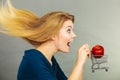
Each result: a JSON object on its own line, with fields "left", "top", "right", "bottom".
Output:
{"left": 67, "top": 42, "right": 70, "bottom": 47}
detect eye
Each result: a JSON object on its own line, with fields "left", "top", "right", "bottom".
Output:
{"left": 67, "top": 29, "right": 71, "bottom": 33}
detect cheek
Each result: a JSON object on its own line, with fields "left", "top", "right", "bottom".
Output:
{"left": 54, "top": 32, "right": 71, "bottom": 51}
{"left": 54, "top": 37, "right": 66, "bottom": 50}
{"left": 57, "top": 36, "right": 69, "bottom": 50}
{"left": 58, "top": 35, "right": 68, "bottom": 44}
{"left": 55, "top": 38, "right": 65, "bottom": 48}
{"left": 60, "top": 32, "right": 70, "bottom": 40}
{"left": 58, "top": 31, "right": 72, "bottom": 45}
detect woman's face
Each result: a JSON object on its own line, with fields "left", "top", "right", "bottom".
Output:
{"left": 53, "top": 20, "right": 76, "bottom": 53}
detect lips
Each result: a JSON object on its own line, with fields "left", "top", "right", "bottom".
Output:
{"left": 67, "top": 39, "right": 74, "bottom": 48}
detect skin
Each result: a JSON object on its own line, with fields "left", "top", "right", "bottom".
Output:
{"left": 37, "top": 20, "right": 90, "bottom": 80}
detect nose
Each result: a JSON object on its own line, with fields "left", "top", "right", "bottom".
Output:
{"left": 72, "top": 32, "right": 76, "bottom": 38}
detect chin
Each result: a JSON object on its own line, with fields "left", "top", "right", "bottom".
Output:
{"left": 58, "top": 47, "right": 70, "bottom": 53}
{"left": 61, "top": 50, "right": 69, "bottom": 53}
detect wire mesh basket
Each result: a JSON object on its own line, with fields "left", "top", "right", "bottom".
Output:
{"left": 91, "top": 54, "right": 109, "bottom": 72}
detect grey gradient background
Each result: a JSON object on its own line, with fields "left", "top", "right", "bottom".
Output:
{"left": 0, "top": 0, "right": 120, "bottom": 80}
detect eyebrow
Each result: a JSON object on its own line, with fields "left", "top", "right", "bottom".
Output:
{"left": 66, "top": 26, "right": 72, "bottom": 29}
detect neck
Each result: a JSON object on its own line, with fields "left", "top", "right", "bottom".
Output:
{"left": 36, "top": 41, "right": 57, "bottom": 65}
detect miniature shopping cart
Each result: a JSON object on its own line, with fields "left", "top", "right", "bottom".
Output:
{"left": 91, "top": 54, "right": 109, "bottom": 72}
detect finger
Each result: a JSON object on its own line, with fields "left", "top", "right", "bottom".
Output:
{"left": 87, "top": 50, "right": 91, "bottom": 58}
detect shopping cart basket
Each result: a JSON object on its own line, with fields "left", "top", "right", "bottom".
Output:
{"left": 91, "top": 54, "right": 109, "bottom": 72}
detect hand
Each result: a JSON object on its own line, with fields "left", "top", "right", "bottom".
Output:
{"left": 76, "top": 44, "right": 91, "bottom": 65}
{"left": 68, "top": 44, "right": 90, "bottom": 80}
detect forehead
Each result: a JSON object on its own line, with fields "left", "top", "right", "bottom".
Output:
{"left": 62, "top": 20, "right": 74, "bottom": 28}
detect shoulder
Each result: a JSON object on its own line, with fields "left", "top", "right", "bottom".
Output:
{"left": 18, "top": 49, "right": 58, "bottom": 80}
{"left": 19, "top": 49, "right": 52, "bottom": 73}
{"left": 24, "top": 49, "right": 47, "bottom": 60}
{"left": 20, "top": 49, "right": 51, "bottom": 70}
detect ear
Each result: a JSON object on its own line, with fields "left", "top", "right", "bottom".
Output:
{"left": 51, "top": 35, "right": 57, "bottom": 41}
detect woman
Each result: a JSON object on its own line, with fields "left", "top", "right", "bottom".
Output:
{"left": 0, "top": 0, "right": 90, "bottom": 80}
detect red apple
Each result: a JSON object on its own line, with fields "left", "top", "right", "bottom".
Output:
{"left": 91, "top": 45, "right": 104, "bottom": 58}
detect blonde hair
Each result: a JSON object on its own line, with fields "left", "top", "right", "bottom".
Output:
{"left": 0, "top": 0, "right": 74, "bottom": 47}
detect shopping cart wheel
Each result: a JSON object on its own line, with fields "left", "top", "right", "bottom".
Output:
{"left": 105, "top": 69, "right": 108, "bottom": 72}
{"left": 92, "top": 70, "right": 95, "bottom": 72}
